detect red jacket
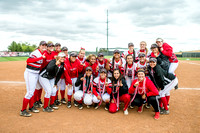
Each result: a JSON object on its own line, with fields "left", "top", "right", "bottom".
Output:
{"left": 161, "top": 43, "right": 178, "bottom": 63}
{"left": 64, "top": 59, "right": 83, "bottom": 78}
{"left": 84, "top": 62, "right": 99, "bottom": 77}
{"left": 63, "top": 63, "right": 72, "bottom": 85}
{"left": 129, "top": 77, "right": 159, "bottom": 97}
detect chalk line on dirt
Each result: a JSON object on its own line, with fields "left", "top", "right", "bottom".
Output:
{"left": 180, "top": 61, "right": 200, "bottom": 66}
{"left": 0, "top": 81, "right": 200, "bottom": 90}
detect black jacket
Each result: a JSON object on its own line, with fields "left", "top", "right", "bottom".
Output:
{"left": 75, "top": 74, "right": 93, "bottom": 93}
{"left": 156, "top": 53, "right": 170, "bottom": 72}
{"left": 111, "top": 77, "right": 128, "bottom": 99}
{"left": 148, "top": 65, "right": 175, "bottom": 90}
{"left": 40, "top": 59, "right": 64, "bottom": 85}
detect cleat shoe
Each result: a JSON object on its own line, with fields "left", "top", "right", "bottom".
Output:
{"left": 38, "top": 99, "right": 43, "bottom": 107}
{"left": 20, "top": 110, "right": 32, "bottom": 117}
{"left": 87, "top": 105, "right": 91, "bottom": 109}
{"left": 175, "top": 84, "right": 178, "bottom": 90}
{"left": 105, "top": 103, "right": 109, "bottom": 111}
{"left": 61, "top": 98, "right": 66, "bottom": 104}
{"left": 94, "top": 103, "right": 99, "bottom": 109}
{"left": 29, "top": 106, "right": 39, "bottom": 113}
{"left": 67, "top": 101, "right": 72, "bottom": 108}
{"left": 167, "top": 104, "right": 170, "bottom": 109}
{"left": 124, "top": 109, "right": 129, "bottom": 115}
{"left": 78, "top": 104, "right": 83, "bottom": 110}
{"left": 129, "top": 105, "right": 134, "bottom": 109}
{"left": 74, "top": 100, "right": 78, "bottom": 107}
{"left": 137, "top": 105, "right": 144, "bottom": 113}
{"left": 160, "top": 109, "right": 170, "bottom": 115}
{"left": 145, "top": 103, "right": 151, "bottom": 109}
{"left": 43, "top": 106, "right": 54, "bottom": 112}
{"left": 50, "top": 104, "right": 59, "bottom": 110}
{"left": 154, "top": 112, "right": 160, "bottom": 120}
{"left": 55, "top": 99, "right": 61, "bottom": 106}
{"left": 34, "top": 102, "right": 40, "bottom": 108}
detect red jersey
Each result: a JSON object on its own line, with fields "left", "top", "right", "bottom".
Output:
{"left": 40, "top": 50, "right": 54, "bottom": 71}
{"left": 129, "top": 77, "right": 159, "bottom": 97}
{"left": 161, "top": 43, "right": 178, "bottom": 63}
{"left": 51, "top": 50, "right": 61, "bottom": 59}
{"left": 64, "top": 59, "right": 83, "bottom": 78}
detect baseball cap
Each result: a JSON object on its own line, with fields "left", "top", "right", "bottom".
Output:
{"left": 39, "top": 41, "right": 47, "bottom": 46}
{"left": 98, "top": 53, "right": 104, "bottom": 57}
{"left": 47, "top": 43, "right": 54, "bottom": 47}
{"left": 100, "top": 68, "right": 107, "bottom": 73}
{"left": 128, "top": 42, "right": 134, "bottom": 47}
{"left": 149, "top": 57, "right": 157, "bottom": 62}
{"left": 150, "top": 43, "right": 158, "bottom": 49}
{"left": 113, "top": 49, "right": 120, "bottom": 54}
{"left": 85, "top": 66, "right": 92, "bottom": 71}
{"left": 57, "top": 52, "right": 66, "bottom": 57}
{"left": 61, "top": 46, "right": 68, "bottom": 51}
{"left": 55, "top": 43, "right": 61, "bottom": 47}
{"left": 156, "top": 38, "right": 163, "bottom": 42}
{"left": 70, "top": 52, "right": 77, "bottom": 57}
{"left": 138, "top": 52, "right": 146, "bottom": 58}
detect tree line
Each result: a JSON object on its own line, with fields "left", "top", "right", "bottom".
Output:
{"left": 8, "top": 41, "right": 37, "bottom": 52}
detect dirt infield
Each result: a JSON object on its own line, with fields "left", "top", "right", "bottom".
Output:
{"left": 0, "top": 60, "right": 200, "bottom": 133}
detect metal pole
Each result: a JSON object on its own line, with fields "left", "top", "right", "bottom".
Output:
{"left": 107, "top": 9, "right": 108, "bottom": 55}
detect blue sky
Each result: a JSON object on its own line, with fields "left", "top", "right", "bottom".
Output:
{"left": 0, "top": 0, "right": 200, "bottom": 52}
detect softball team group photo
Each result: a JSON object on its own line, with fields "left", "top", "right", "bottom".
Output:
{"left": 20, "top": 38, "right": 178, "bottom": 120}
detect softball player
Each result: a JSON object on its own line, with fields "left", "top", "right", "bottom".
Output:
{"left": 129, "top": 69, "right": 160, "bottom": 120}
{"left": 135, "top": 53, "right": 149, "bottom": 74}
{"left": 93, "top": 68, "right": 112, "bottom": 110}
{"left": 156, "top": 38, "right": 179, "bottom": 89}
{"left": 109, "top": 69, "right": 131, "bottom": 115}
{"left": 39, "top": 52, "right": 72, "bottom": 112}
{"left": 34, "top": 42, "right": 54, "bottom": 108}
{"left": 57, "top": 46, "right": 69, "bottom": 104}
{"left": 124, "top": 54, "right": 136, "bottom": 88}
{"left": 121, "top": 42, "right": 136, "bottom": 61}
{"left": 20, "top": 41, "right": 47, "bottom": 117}
{"left": 74, "top": 67, "right": 94, "bottom": 109}
{"left": 109, "top": 50, "right": 126, "bottom": 77}
{"left": 148, "top": 58, "right": 178, "bottom": 114}
{"left": 51, "top": 43, "right": 61, "bottom": 59}
{"left": 64, "top": 52, "right": 84, "bottom": 108}
{"left": 77, "top": 47, "right": 86, "bottom": 65}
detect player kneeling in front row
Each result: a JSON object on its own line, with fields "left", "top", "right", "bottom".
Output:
{"left": 39, "top": 52, "right": 72, "bottom": 112}
{"left": 74, "top": 67, "right": 95, "bottom": 109}
{"left": 109, "top": 68, "right": 131, "bottom": 115}
{"left": 129, "top": 69, "right": 160, "bottom": 120}
{"left": 92, "top": 68, "right": 112, "bottom": 110}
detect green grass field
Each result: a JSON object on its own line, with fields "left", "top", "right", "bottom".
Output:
{"left": 0, "top": 56, "right": 200, "bottom": 62}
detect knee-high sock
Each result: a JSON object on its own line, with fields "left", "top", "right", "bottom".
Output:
{"left": 44, "top": 97, "right": 49, "bottom": 108}
{"left": 60, "top": 90, "right": 65, "bottom": 99}
{"left": 34, "top": 90, "right": 38, "bottom": 103}
{"left": 50, "top": 96, "right": 56, "bottom": 105}
{"left": 166, "top": 96, "right": 170, "bottom": 105}
{"left": 29, "top": 95, "right": 34, "bottom": 109}
{"left": 160, "top": 97, "right": 168, "bottom": 110}
{"left": 22, "top": 98, "right": 29, "bottom": 111}
{"left": 67, "top": 95, "right": 72, "bottom": 102}
{"left": 159, "top": 99, "right": 163, "bottom": 108}
{"left": 37, "top": 89, "right": 43, "bottom": 101}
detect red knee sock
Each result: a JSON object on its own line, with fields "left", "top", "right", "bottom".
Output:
{"left": 37, "top": 89, "right": 42, "bottom": 101}
{"left": 160, "top": 97, "right": 168, "bottom": 110}
{"left": 67, "top": 95, "right": 72, "bottom": 102}
{"left": 44, "top": 97, "right": 49, "bottom": 108}
{"left": 166, "top": 96, "right": 170, "bottom": 105}
{"left": 34, "top": 90, "right": 38, "bottom": 103}
{"left": 159, "top": 99, "right": 163, "bottom": 108}
{"left": 29, "top": 95, "right": 35, "bottom": 109}
{"left": 21, "top": 98, "right": 29, "bottom": 111}
{"left": 50, "top": 96, "right": 56, "bottom": 105}
{"left": 60, "top": 90, "right": 65, "bottom": 99}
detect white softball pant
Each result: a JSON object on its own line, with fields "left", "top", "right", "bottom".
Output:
{"left": 159, "top": 77, "right": 178, "bottom": 98}
{"left": 39, "top": 76, "right": 57, "bottom": 98}
{"left": 169, "top": 62, "right": 179, "bottom": 74}
{"left": 67, "top": 78, "right": 79, "bottom": 96}
{"left": 24, "top": 69, "right": 39, "bottom": 99}
{"left": 35, "top": 80, "right": 42, "bottom": 90}
{"left": 74, "top": 90, "right": 110, "bottom": 105}
{"left": 125, "top": 77, "right": 132, "bottom": 89}
{"left": 57, "top": 78, "right": 66, "bottom": 91}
